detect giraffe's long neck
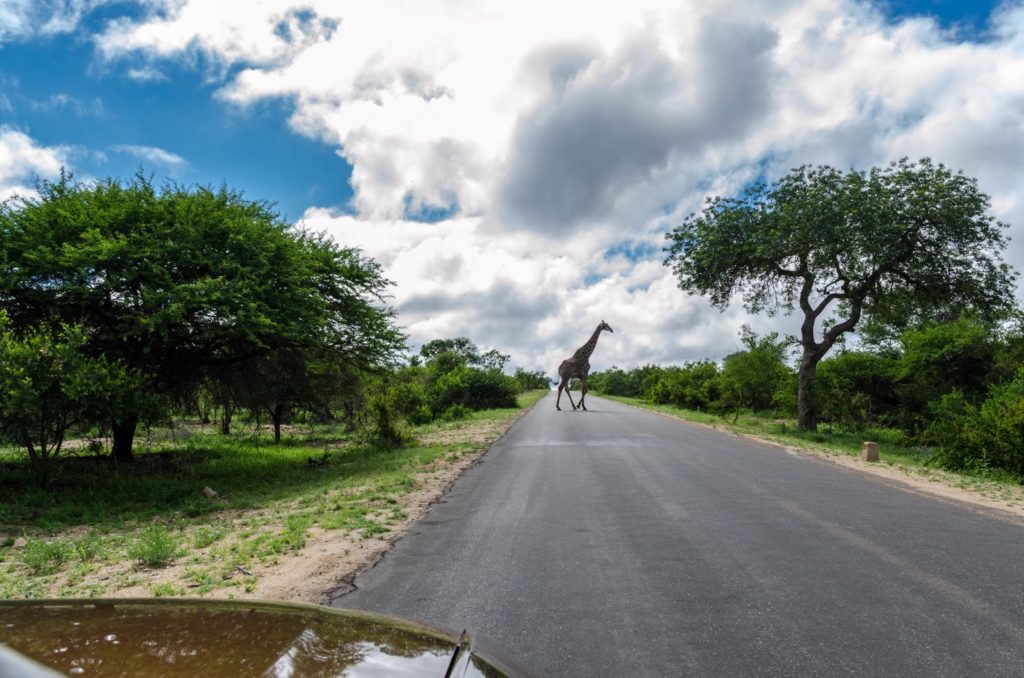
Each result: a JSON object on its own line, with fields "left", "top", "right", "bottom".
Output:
{"left": 576, "top": 325, "right": 603, "bottom": 360}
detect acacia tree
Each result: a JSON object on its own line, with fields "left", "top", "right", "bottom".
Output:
{"left": 665, "top": 158, "right": 1016, "bottom": 430}
{"left": 0, "top": 173, "right": 404, "bottom": 459}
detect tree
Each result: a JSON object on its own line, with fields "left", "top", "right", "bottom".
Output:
{"left": 665, "top": 158, "right": 1016, "bottom": 430}
{"left": 816, "top": 350, "right": 898, "bottom": 430}
{"left": 715, "top": 327, "right": 792, "bottom": 417}
{"left": 0, "top": 173, "right": 404, "bottom": 459}
{"left": 419, "top": 338, "right": 481, "bottom": 364}
{"left": 895, "top": 319, "right": 998, "bottom": 431}
{"left": 0, "top": 314, "right": 142, "bottom": 484}
{"left": 512, "top": 367, "right": 551, "bottom": 392}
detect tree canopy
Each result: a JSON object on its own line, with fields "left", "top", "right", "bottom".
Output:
{"left": 664, "top": 158, "right": 1016, "bottom": 430}
{"left": 0, "top": 173, "right": 405, "bottom": 458}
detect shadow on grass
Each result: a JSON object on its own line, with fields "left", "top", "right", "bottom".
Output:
{"left": 0, "top": 436, "right": 411, "bottom": 532}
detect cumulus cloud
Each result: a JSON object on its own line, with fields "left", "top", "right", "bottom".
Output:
{"left": 60, "top": 0, "right": 1024, "bottom": 369}
{"left": 0, "top": 126, "right": 68, "bottom": 202}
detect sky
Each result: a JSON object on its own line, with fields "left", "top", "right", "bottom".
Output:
{"left": 2, "top": 0, "right": 1023, "bottom": 375}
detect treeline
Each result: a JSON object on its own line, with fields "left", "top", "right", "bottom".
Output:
{"left": 589, "top": 320, "right": 1024, "bottom": 477}
{"left": 0, "top": 174, "right": 544, "bottom": 485}
{"left": 368, "top": 337, "right": 548, "bottom": 443}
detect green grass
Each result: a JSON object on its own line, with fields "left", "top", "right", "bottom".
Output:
{"left": 0, "top": 390, "right": 546, "bottom": 598}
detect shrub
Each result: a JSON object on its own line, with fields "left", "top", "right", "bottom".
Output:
{"left": 927, "top": 376, "right": 1024, "bottom": 476}
{"left": 366, "top": 394, "right": 406, "bottom": 447}
{"left": 430, "top": 367, "right": 517, "bottom": 414}
{"left": 647, "top": 362, "right": 720, "bottom": 410}
{"left": 73, "top": 533, "right": 103, "bottom": 562}
{"left": 441, "top": 404, "right": 471, "bottom": 421}
{"left": 129, "top": 526, "right": 179, "bottom": 567}
{"left": 22, "top": 539, "right": 71, "bottom": 575}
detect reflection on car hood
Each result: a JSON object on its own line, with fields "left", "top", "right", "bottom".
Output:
{"left": 0, "top": 598, "right": 519, "bottom": 677}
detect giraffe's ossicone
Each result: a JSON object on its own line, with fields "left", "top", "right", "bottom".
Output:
{"left": 556, "top": 320, "right": 613, "bottom": 411}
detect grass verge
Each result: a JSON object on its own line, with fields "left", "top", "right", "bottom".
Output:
{"left": 0, "top": 390, "right": 546, "bottom": 600}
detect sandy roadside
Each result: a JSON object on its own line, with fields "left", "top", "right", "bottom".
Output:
{"left": 630, "top": 402, "right": 1024, "bottom": 524}
{"left": 108, "top": 397, "right": 545, "bottom": 605}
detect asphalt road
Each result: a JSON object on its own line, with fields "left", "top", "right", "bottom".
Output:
{"left": 331, "top": 394, "right": 1024, "bottom": 677}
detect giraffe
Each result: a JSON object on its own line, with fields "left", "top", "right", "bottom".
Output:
{"left": 556, "top": 320, "right": 613, "bottom": 411}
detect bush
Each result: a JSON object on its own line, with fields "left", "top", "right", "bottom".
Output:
{"left": 430, "top": 367, "right": 518, "bottom": 414}
{"left": 128, "top": 526, "right": 180, "bottom": 567}
{"left": 441, "top": 404, "right": 471, "bottom": 421}
{"left": 647, "top": 362, "right": 720, "bottom": 410}
{"left": 927, "top": 376, "right": 1024, "bottom": 476}
{"left": 21, "top": 539, "right": 71, "bottom": 575}
{"left": 366, "top": 394, "right": 407, "bottom": 447}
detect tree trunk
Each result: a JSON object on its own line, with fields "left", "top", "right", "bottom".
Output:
{"left": 272, "top": 403, "right": 284, "bottom": 444}
{"left": 797, "top": 351, "right": 823, "bottom": 431}
{"left": 220, "top": 402, "right": 233, "bottom": 435}
{"left": 112, "top": 417, "right": 138, "bottom": 462}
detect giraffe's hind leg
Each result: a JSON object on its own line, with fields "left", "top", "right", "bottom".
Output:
{"left": 556, "top": 378, "right": 576, "bottom": 411}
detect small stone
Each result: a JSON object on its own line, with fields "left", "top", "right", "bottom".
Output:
{"left": 13, "top": 537, "right": 26, "bottom": 549}
{"left": 203, "top": 486, "right": 218, "bottom": 498}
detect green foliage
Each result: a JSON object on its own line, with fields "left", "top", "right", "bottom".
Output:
{"left": 72, "top": 533, "right": 104, "bottom": 562}
{"left": 385, "top": 338, "right": 521, "bottom": 426}
{"left": 895, "top": 319, "right": 998, "bottom": 431}
{"left": 419, "top": 337, "right": 482, "bottom": 364}
{"left": 513, "top": 367, "right": 550, "bottom": 392}
{"left": 926, "top": 375, "right": 1024, "bottom": 476}
{"left": 646, "top": 362, "right": 721, "bottom": 410}
{"left": 431, "top": 366, "right": 519, "bottom": 413}
{"left": 128, "top": 526, "right": 180, "bottom": 567}
{"left": 715, "top": 329, "right": 792, "bottom": 414}
{"left": 0, "top": 173, "right": 404, "bottom": 459}
{"left": 192, "top": 526, "right": 225, "bottom": 549}
{"left": 665, "top": 158, "right": 1017, "bottom": 429}
{"left": 816, "top": 351, "right": 899, "bottom": 430}
{"left": 366, "top": 394, "right": 407, "bottom": 447}
{"left": 588, "top": 364, "right": 663, "bottom": 398}
{"left": 21, "top": 539, "right": 71, "bottom": 575}
{"left": 0, "top": 313, "right": 144, "bottom": 483}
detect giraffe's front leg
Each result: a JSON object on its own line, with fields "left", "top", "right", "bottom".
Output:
{"left": 580, "top": 377, "right": 589, "bottom": 411}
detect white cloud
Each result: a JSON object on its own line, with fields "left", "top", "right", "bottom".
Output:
{"left": 0, "top": 0, "right": 121, "bottom": 42}
{"left": 125, "top": 65, "right": 167, "bottom": 81}
{"left": 110, "top": 144, "right": 187, "bottom": 172}
{"left": 75, "top": 0, "right": 1024, "bottom": 370}
{"left": 0, "top": 126, "right": 68, "bottom": 202}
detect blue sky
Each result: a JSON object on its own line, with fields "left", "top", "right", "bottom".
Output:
{"left": 0, "top": 5, "right": 352, "bottom": 221}
{"left": 0, "top": 1, "right": 1000, "bottom": 222}
{"left": 2, "top": 0, "right": 1022, "bottom": 369}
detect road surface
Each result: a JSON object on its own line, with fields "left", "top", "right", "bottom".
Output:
{"left": 332, "top": 394, "right": 1024, "bottom": 677}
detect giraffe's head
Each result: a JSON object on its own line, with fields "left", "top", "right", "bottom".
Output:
{"left": 599, "top": 320, "right": 613, "bottom": 333}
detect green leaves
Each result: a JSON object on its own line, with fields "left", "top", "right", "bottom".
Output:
{"left": 0, "top": 312, "right": 141, "bottom": 483}
{"left": 665, "top": 158, "right": 1017, "bottom": 429}
{"left": 0, "top": 173, "right": 405, "bottom": 458}
{"left": 665, "top": 158, "right": 1015, "bottom": 329}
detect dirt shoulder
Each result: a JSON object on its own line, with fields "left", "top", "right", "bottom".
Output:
{"left": 140, "top": 399, "right": 539, "bottom": 605}
{"left": 625, "top": 400, "right": 1024, "bottom": 524}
